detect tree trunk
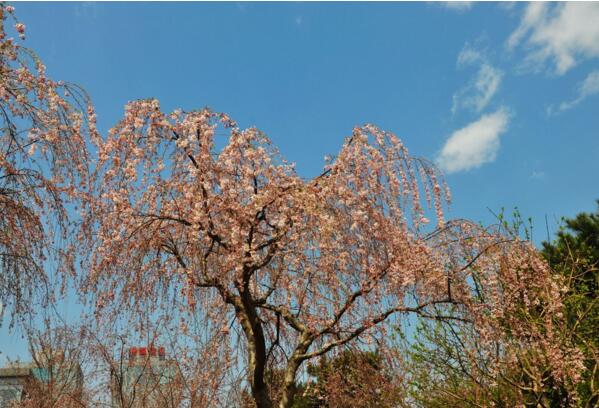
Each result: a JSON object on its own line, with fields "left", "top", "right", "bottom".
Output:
{"left": 279, "top": 335, "right": 312, "bottom": 408}
{"left": 236, "top": 290, "right": 272, "bottom": 408}
{"left": 279, "top": 358, "right": 301, "bottom": 408}
{"left": 248, "top": 330, "right": 272, "bottom": 408}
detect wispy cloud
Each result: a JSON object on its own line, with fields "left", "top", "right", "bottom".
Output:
{"left": 437, "top": 108, "right": 510, "bottom": 174}
{"left": 556, "top": 70, "right": 599, "bottom": 112}
{"left": 441, "top": 2, "right": 474, "bottom": 12}
{"left": 452, "top": 45, "right": 503, "bottom": 114}
{"left": 508, "top": 3, "right": 599, "bottom": 75}
{"left": 457, "top": 45, "right": 483, "bottom": 66}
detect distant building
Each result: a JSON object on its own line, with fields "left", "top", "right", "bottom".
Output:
{"left": 0, "top": 350, "right": 83, "bottom": 407}
{"left": 111, "top": 346, "right": 182, "bottom": 408}
{"left": 0, "top": 364, "right": 31, "bottom": 406}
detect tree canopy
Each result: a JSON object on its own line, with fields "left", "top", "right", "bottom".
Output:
{"left": 0, "top": 4, "right": 590, "bottom": 407}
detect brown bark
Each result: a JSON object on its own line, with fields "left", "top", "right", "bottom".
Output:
{"left": 279, "top": 334, "right": 312, "bottom": 408}
{"left": 228, "top": 282, "right": 273, "bottom": 408}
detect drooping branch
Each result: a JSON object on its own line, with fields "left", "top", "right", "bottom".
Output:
{"left": 298, "top": 298, "right": 458, "bottom": 361}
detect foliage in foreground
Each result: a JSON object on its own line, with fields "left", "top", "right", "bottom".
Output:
{"left": 241, "top": 350, "right": 403, "bottom": 408}
{"left": 542, "top": 202, "right": 599, "bottom": 406}
{"left": 405, "top": 204, "right": 599, "bottom": 407}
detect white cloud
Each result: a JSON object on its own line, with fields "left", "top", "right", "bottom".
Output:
{"left": 441, "top": 2, "right": 473, "bottom": 11}
{"left": 452, "top": 64, "right": 503, "bottom": 114}
{"left": 437, "top": 108, "right": 510, "bottom": 174}
{"left": 457, "top": 45, "right": 483, "bottom": 66}
{"left": 452, "top": 45, "right": 503, "bottom": 114}
{"left": 558, "top": 69, "right": 599, "bottom": 112}
{"left": 508, "top": 3, "right": 599, "bottom": 75}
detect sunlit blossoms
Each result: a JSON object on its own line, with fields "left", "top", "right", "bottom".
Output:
{"left": 0, "top": 3, "right": 91, "bottom": 324}
{"left": 80, "top": 97, "right": 583, "bottom": 407}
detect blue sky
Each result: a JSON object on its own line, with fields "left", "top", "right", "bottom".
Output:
{"left": 2, "top": 1, "right": 598, "bottom": 361}
{"left": 13, "top": 1, "right": 599, "bottom": 235}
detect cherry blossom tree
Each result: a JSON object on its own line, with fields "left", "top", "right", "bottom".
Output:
{"left": 0, "top": 4, "right": 583, "bottom": 407}
{"left": 0, "top": 2, "right": 92, "bottom": 325}
{"left": 81, "top": 99, "right": 583, "bottom": 408}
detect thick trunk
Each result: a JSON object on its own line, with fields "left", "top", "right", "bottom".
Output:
{"left": 279, "top": 335, "right": 312, "bottom": 408}
{"left": 247, "top": 321, "right": 271, "bottom": 408}
{"left": 252, "top": 384, "right": 272, "bottom": 408}
{"left": 236, "top": 289, "right": 272, "bottom": 408}
{"left": 278, "top": 358, "right": 301, "bottom": 408}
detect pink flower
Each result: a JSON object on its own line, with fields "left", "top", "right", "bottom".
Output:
{"left": 6, "top": 5, "right": 15, "bottom": 13}
{"left": 15, "top": 23, "right": 26, "bottom": 34}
